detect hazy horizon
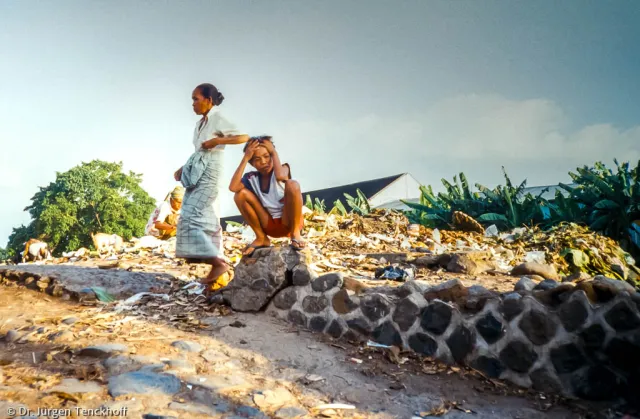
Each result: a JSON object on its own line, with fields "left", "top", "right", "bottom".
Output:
{"left": 1, "top": 0, "right": 639, "bottom": 246}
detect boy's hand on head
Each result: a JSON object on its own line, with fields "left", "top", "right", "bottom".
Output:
{"left": 261, "top": 139, "right": 275, "bottom": 154}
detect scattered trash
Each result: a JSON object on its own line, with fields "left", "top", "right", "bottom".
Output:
{"left": 366, "top": 340, "right": 392, "bottom": 349}
{"left": 524, "top": 251, "right": 546, "bottom": 264}
{"left": 349, "top": 358, "right": 363, "bottom": 364}
{"left": 91, "top": 287, "right": 116, "bottom": 303}
{"left": 374, "top": 266, "right": 410, "bottom": 282}
{"left": 484, "top": 225, "right": 499, "bottom": 238}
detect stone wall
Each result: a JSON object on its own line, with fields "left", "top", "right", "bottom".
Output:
{"left": 265, "top": 263, "right": 640, "bottom": 402}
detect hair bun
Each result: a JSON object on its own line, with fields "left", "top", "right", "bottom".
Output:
{"left": 216, "top": 92, "right": 225, "bottom": 105}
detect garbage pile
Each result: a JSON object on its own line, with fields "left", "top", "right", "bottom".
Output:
{"left": 6, "top": 209, "right": 638, "bottom": 289}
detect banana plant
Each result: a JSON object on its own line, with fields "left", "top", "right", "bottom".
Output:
{"left": 329, "top": 199, "right": 348, "bottom": 216}
{"left": 344, "top": 189, "right": 371, "bottom": 216}
{"left": 304, "top": 195, "right": 327, "bottom": 214}
{"left": 563, "top": 160, "right": 640, "bottom": 255}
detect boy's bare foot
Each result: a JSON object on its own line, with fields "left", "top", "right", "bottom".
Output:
{"left": 290, "top": 233, "right": 306, "bottom": 251}
{"left": 242, "top": 237, "right": 272, "bottom": 256}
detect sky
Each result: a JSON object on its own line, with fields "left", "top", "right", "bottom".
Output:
{"left": 1, "top": 0, "right": 639, "bottom": 246}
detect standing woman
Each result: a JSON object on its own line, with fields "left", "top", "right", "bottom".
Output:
{"left": 174, "top": 83, "right": 249, "bottom": 287}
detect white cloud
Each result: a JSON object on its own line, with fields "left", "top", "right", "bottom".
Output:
{"left": 2, "top": 93, "right": 639, "bottom": 245}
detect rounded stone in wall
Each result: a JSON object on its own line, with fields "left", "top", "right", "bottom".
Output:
{"left": 327, "top": 319, "right": 348, "bottom": 339}
{"left": 420, "top": 301, "right": 453, "bottom": 336}
{"left": 475, "top": 312, "right": 505, "bottom": 344}
{"left": 311, "top": 273, "right": 343, "bottom": 292}
{"left": 446, "top": 325, "right": 476, "bottom": 364}
{"left": 408, "top": 333, "right": 438, "bottom": 357}
{"left": 550, "top": 343, "right": 588, "bottom": 374}
{"left": 578, "top": 323, "right": 607, "bottom": 360}
{"left": 500, "top": 293, "right": 524, "bottom": 321}
{"left": 332, "top": 289, "right": 359, "bottom": 314}
{"left": 372, "top": 321, "right": 402, "bottom": 347}
{"left": 292, "top": 264, "right": 315, "bottom": 286}
{"left": 471, "top": 356, "right": 504, "bottom": 378}
{"left": 499, "top": 340, "right": 538, "bottom": 373}
{"left": 557, "top": 299, "right": 589, "bottom": 332}
{"left": 288, "top": 310, "right": 307, "bottom": 327}
{"left": 518, "top": 309, "right": 558, "bottom": 346}
{"left": 347, "top": 317, "right": 373, "bottom": 336}
{"left": 571, "top": 365, "right": 621, "bottom": 401}
{"left": 392, "top": 296, "right": 421, "bottom": 332}
{"left": 273, "top": 288, "right": 298, "bottom": 310}
{"left": 302, "top": 296, "right": 328, "bottom": 314}
{"left": 530, "top": 367, "right": 563, "bottom": 393}
{"left": 603, "top": 332, "right": 640, "bottom": 371}
{"left": 360, "top": 294, "right": 392, "bottom": 323}
{"left": 604, "top": 301, "right": 640, "bottom": 332}
{"left": 309, "top": 316, "right": 328, "bottom": 333}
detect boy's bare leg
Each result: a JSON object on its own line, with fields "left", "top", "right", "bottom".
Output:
{"left": 234, "top": 189, "right": 272, "bottom": 255}
{"left": 282, "top": 180, "right": 305, "bottom": 248}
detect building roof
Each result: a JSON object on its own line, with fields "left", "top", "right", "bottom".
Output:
{"left": 302, "top": 173, "right": 405, "bottom": 208}
{"left": 221, "top": 173, "right": 406, "bottom": 228}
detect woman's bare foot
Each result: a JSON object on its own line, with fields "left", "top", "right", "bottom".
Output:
{"left": 242, "top": 237, "right": 272, "bottom": 256}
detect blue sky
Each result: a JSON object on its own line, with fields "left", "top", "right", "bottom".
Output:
{"left": 1, "top": 0, "right": 639, "bottom": 246}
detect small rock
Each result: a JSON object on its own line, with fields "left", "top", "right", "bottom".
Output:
{"left": 49, "top": 330, "right": 75, "bottom": 343}
{"left": 253, "top": 387, "right": 295, "bottom": 409}
{"left": 104, "top": 356, "right": 162, "bottom": 375}
{"left": 61, "top": 317, "right": 79, "bottom": 325}
{"left": 446, "top": 325, "right": 476, "bottom": 363}
{"left": 79, "top": 344, "right": 128, "bottom": 358}
{"left": 476, "top": 312, "right": 505, "bottom": 344}
{"left": 511, "top": 262, "right": 559, "bottom": 281}
{"left": 229, "top": 320, "right": 246, "bottom": 328}
{"left": 562, "top": 271, "right": 591, "bottom": 282}
{"left": 408, "top": 332, "right": 438, "bottom": 356}
{"left": 108, "top": 371, "right": 182, "bottom": 397}
{"left": 423, "top": 279, "right": 468, "bottom": 305}
{"left": 372, "top": 321, "right": 402, "bottom": 347}
{"left": 446, "top": 253, "right": 494, "bottom": 275}
{"left": 533, "top": 279, "right": 558, "bottom": 291}
{"left": 171, "top": 340, "right": 202, "bottom": 353}
{"left": 236, "top": 405, "right": 268, "bottom": 418}
{"left": 165, "top": 359, "right": 196, "bottom": 374}
{"left": 4, "top": 329, "right": 20, "bottom": 343}
{"left": 49, "top": 378, "right": 102, "bottom": 394}
{"left": 275, "top": 406, "right": 308, "bottom": 419}
{"left": 593, "top": 276, "right": 635, "bottom": 294}
{"left": 392, "top": 294, "right": 422, "bottom": 331}
{"left": 187, "top": 374, "right": 250, "bottom": 392}
{"left": 201, "top": 349, "right": 230, "bottom": 363}
{"left": 515, "top": 276, "right": 536, "bottom": 292}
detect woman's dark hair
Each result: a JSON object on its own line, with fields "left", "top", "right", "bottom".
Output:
{"left": 196, "top": 83, "right": 225, "bottom": 106}
{"left": 243, "top": 136, "right": 273, "bottom": 153}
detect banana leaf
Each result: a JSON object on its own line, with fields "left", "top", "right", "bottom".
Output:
{"left": 560, "top": 248, "right": 590, "bottom": 268}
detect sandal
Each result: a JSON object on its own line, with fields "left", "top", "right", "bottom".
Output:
{"left": 290, "top": 239, "right": 307, "bottom": 251}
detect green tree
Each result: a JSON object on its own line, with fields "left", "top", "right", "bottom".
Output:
{"left": 7, "top": 160, "right": 156, "bottom": 256}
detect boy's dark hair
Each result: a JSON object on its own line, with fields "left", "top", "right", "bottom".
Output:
{"left": 243, "top": 136, "right": 273, "bottom": 153}
{"left": 196, "top": 83, "right": 225, "bottom": 106}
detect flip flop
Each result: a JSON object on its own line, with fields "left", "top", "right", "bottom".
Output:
{"left": 290, "top": 239, "right": 307, "bottom": 251}
{"left": 242, "top": 244, "right": 272, "bottom": 257}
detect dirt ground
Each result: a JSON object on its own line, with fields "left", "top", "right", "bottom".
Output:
{"left": 0, "top": 279, "right": 624, "bottom": 419}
